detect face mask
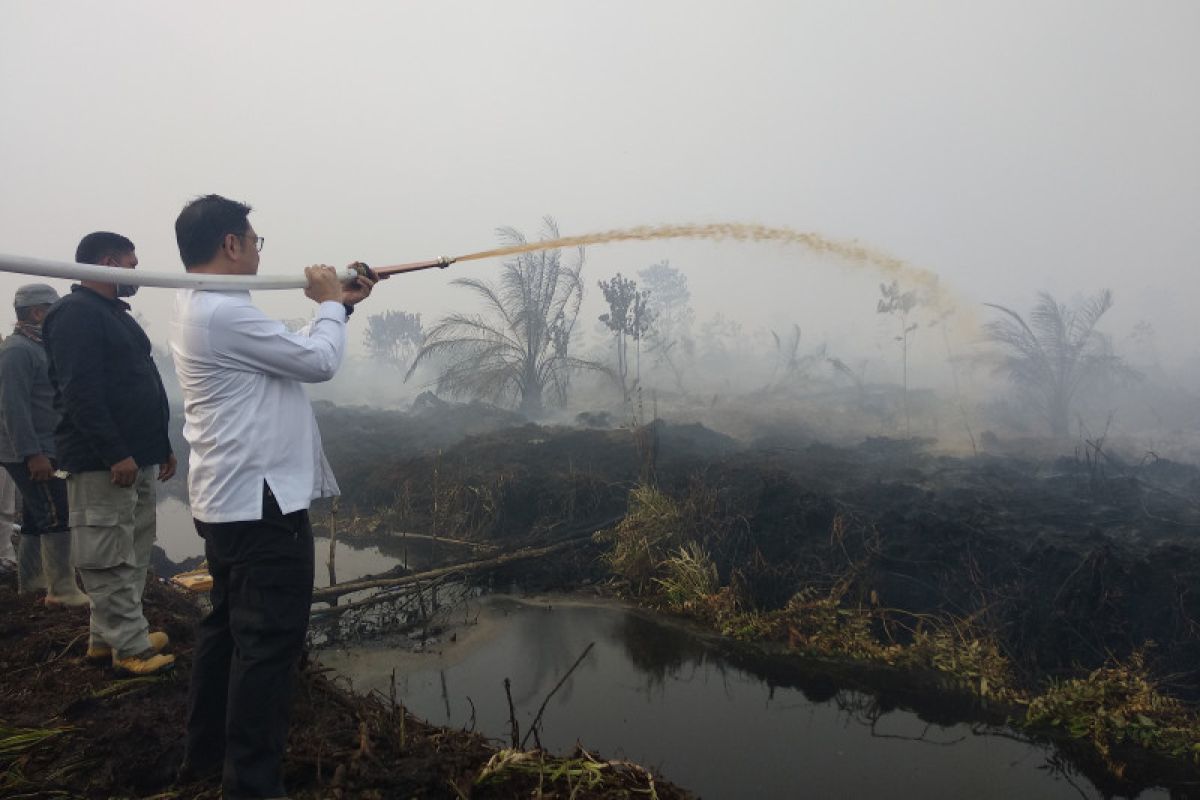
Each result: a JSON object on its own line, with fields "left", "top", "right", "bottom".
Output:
{"left": 117, "top": 284, "right": 139, "bottom": 298}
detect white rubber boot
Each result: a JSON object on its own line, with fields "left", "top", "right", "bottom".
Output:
{"left": 41, "top": 531, "right": 90, "bottom": 607}
{"left": 0, "top": 524, "right": 15, "bottom": 566}
{"left": 17, "top": 533, "right": 47, "bottom": 594}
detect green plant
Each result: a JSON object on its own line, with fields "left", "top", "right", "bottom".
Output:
{"left": 905, "top": 622, "right": 1015, "bottom": 701}
{"left": 768, "top": 588, "right": 897, "bottom": 661}
{"left": 1025, "top": 649, "right": 1200, "bottom": 768}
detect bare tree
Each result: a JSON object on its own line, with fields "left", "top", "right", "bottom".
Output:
{"left": 877, "top": 280, "right": 921, "bottom": 436}
{"left": 406, "top": 217, "right": 600, "bottom": 416}
{"left": 983, "top": 289, "right": 1131, "bottom": 436}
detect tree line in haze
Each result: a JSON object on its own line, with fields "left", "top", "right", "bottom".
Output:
{"left": 361, "top": 216, "right": 1155, "bottom": 443}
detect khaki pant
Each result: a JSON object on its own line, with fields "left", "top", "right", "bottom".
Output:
{"left": 68, "top": 467, "right": 157, "bottom": 659}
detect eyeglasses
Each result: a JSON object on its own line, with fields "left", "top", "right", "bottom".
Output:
{"left": 230, "top": 232, "right": 264, "bottom": 252}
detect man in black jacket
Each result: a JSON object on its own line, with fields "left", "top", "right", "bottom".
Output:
{"left": 43, "top": 231, "right": 178, "bottom": 676}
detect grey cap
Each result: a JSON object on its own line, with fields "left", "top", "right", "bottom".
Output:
{"left": 13, "top": 284, "right": 60, "bottom": 309}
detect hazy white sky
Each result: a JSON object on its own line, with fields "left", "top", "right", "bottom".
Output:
{"left": 1, "top": 1, "right": 1197, "bottom": 369}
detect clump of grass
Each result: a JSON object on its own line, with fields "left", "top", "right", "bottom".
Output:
{"left": 2, "top": 725, "right": 74, "bottom": 793}
{"left": 1024, "top": 649, "right": 1200, "bottom": 770}
{"left": 475, "top": 748, "right": 661, "bottom": 798}
{"left": 477, "top": 749, "right": 604, "bottom": 791}
{"left": 0, "top": 726, "right": 69, "bottom": 762}
{"left": 705, "top": 585, "right": 1019, "bottom": 705}
{"left": 655, "top": 542, "right": 719, "bottom": 610}
{"left": 763, "top": 588, "right": 900, "bottom": 662}
{"left": 595, "top": 485, "right": 687, "bottom": 594}
{"left": 596, "top": 481, "right": 721, "bottom": 596}
{"left": 904, "top": 622, "right": 1016, "bottom": 703}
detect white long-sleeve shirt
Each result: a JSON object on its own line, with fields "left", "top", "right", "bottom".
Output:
{"left": 169, "top": 289, "right": 346, "bottom": 523}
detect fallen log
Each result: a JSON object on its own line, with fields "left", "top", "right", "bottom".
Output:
{"left": 311, "top": 528, "right": 604, "bottom": 605}
{"left": 389, "top": 531, "right": 498, "bottom": 550}
{"left": 310, "top": 577, "right": 442, "bottom": 620}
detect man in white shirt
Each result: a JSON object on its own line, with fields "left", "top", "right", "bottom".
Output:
{"left": 169, "top": 194, "right": 375, "bottom": 800}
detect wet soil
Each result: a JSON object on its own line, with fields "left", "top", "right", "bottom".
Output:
{"left": 0, "top": 571, "right": 689, "bottom": 799}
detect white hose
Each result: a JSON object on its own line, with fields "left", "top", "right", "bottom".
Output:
{"left": 0, "top": 253, "right": 357, "bottom": 291}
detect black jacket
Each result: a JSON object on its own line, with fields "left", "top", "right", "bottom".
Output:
{"left": 43, "top": 285, "right": 172, "bottom": 473}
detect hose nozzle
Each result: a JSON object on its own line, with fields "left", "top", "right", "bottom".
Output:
{"left": 373, "top": 256, "right": 458, "bottom": 278}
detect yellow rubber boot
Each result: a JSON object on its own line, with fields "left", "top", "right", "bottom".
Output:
{"left": 86, "top": 631, "right": 169, "bottom": 664}
{"left": 112, "top": 650, "right": 175, "bottom": 677}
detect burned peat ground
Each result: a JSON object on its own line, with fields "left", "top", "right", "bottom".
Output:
{"left": 12, "top": 398, "right": 1200, "bottom": 797}
{"left": 0, "top": 574, "right": 690, "bottom": 799}
{"left": 313, "top": 403, "right": 1200, "bottom": 792}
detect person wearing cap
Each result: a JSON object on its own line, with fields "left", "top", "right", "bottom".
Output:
{"left": 0, "top": 283, "right": 88, "bottom": 604}
{"left": 42, "top": 232, "right": 177, "bottom": 677}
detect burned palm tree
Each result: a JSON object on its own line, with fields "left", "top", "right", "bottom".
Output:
{"left": 984, "top": 290, "right": 1128, "bottom": 436}
{"left": 406, "top": 217, "right": 600, "bottom": 417}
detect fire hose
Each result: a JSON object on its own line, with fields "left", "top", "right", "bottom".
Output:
{"left": 0, "top": 252, "right": 456, "bottom": 292}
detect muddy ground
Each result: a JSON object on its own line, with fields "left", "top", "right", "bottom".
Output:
{"left": 0, "top": 572, "right": 689, "bottom": 799}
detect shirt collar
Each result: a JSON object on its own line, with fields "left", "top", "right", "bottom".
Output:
{"left": 71, "top": 284, "right": 131, "bottom": 311}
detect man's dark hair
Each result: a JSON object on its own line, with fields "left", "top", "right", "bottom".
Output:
{"left": 75, "top": 232, "right": 134, "bottom": 265}
{"left": 175, "top": 194, "right": 253, "bottom": 268}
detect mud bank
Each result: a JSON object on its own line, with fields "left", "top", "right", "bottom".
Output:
{"left": 0, "top": 571, "right": 688, "bottom": 799}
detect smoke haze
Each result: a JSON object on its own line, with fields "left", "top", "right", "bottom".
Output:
{"left": 2, "top": 1, "right": 1197, "bottom": 453}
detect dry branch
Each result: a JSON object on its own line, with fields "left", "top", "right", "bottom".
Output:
{"left": 311, "top": 531, "right": 600, "bottom": 604}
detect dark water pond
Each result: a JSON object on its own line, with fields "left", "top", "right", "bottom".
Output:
{"left": 320, "top": 595, "right": 1168, "bottom": 800}
{"left": 153, "top": 500, "right": 1173, "bottom": 799}
{"left": 156, "top": 497, "right": 415, "bottom": 585}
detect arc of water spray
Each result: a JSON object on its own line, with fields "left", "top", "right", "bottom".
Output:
{"left": 0, "top": 223, "right": 950, "bottom": 310}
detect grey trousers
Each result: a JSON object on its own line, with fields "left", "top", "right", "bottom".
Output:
{"left": 0, "top": 468, "right": 16, "bottom": 562}
{"left": 68, "top": 467, "right": 157, "bottom": 659}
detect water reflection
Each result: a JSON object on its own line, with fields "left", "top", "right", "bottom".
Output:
{"left": 153, "top": 496, "right": 408, "bottom": 585}
{"left": 321, "top": 598, "right": 1167, "bottom": 800}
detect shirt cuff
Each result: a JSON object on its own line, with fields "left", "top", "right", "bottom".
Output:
{"left": 317, "top": 301, "right": 348, "bottom": 323}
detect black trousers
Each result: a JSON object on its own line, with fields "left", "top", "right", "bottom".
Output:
{"left": 184, "top": 488, "right": 314, "bottom": 800}
{"left": 2, "top": 460, "right": 68, "bottom": 535}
